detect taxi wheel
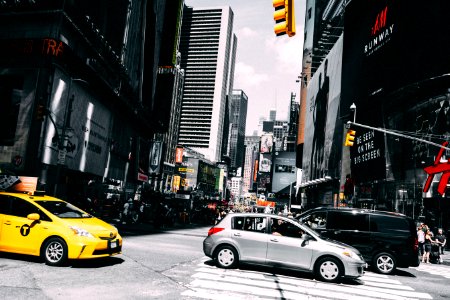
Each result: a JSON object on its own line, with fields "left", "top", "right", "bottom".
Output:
{"left": 315, "top": 257, "right": 343, "bottom": 283}
{"left": 215, "top": 245, "right": 238, "bottom": 269}
{"left": 42, "top": 237, "right": 68, "bottom": 266}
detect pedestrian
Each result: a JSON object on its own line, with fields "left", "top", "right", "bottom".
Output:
{"left": 422, "top": 229, "right": 433, "bottom": 264}
{"left": 435, "top": 228, "right": 447, "bottom": 255}
{"left": 417, "top": 224, "right": 425, "bottom": 257}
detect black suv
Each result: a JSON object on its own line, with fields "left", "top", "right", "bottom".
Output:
{"left": 297, "top": 207, "right": 419, "bottom": 274}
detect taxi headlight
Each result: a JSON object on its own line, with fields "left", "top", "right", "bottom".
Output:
{"left": 70, "top": 226, "right": 94, "bottom": 238}
{"left": 342, "top": 248, "right": 363, "bottom": 261}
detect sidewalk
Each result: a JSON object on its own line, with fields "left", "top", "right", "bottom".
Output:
{"left": 440, "top": 251, "right": 450, "bottom": 266}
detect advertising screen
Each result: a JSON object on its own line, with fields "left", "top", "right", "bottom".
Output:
{"left": 272, "top": 152, "right": 296, "bottom": 193}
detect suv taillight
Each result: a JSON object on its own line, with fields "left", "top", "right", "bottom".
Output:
{"left": 208, "top": 227, "right": 225, "bottom": 236}
{"left": 414, "top": 236, "right": 419, "bottom": 252}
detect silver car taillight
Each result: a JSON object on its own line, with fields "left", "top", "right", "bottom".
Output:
{"left": 208, "top": 227, "right": 225, "bottom": 236}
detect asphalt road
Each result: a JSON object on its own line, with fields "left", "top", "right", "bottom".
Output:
{"left": 1, "top": 223, "right": 449, "bottom": 299}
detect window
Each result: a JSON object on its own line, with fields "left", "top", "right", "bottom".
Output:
{"left": 9, "top": 197, "right": 51, "bottom": 221}
{"left": 0, "top": 195, "right": 11, "bottom": 214}
{"left": 242, "top": 216, "right": 266, "bottom": 232}
{"left": 11, "top": 198, "right": 40, "bottom": 218}
{"left": 271, "top": 217, "right": 304, "bottom": 238}
{"left": 232, "top": 216, "right": 245, "bottom": 230}
{"left": 370, "top": 215, "right": 409, "bottom": 233}
{"left": 328, "top": 212, "right": 369, "bottom": 231}
{"left": 299, "top": 211, "right": 327, "bottom": 229}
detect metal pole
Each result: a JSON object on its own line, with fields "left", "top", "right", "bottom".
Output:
{"left": 289, "top": 182, "right": 292, "bottom": 212}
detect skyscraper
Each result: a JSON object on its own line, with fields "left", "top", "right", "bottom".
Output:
{"left": 179, "top": 5, "right": 236, "bottom": 162}
{"left": 228, "top": 89, "right": 248, "bottom": 170}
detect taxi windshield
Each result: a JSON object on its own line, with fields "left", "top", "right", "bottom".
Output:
{"left": 35, "top": 200, "right": 92, "bottom": 218}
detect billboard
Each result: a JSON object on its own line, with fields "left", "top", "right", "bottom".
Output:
{"left": 303, "top": 37, "right": 344, "bottom": 181}
{"left": 272, "top": 152, "right": 296, "bottom": 193}
{"left": 259, "top": 153, "right": 272, "bottom": 173}
{"left": 175, "top": 146, "right": 183, "bottom": 163}
{"left": 149, "top": 141, "right": 163, "bottom": 174}
{"left": 43, "top": 69, "right": 111, "bottom": 177}
{"left": 260, "top": 134, "right": 273, "bottom": 153}
{"left": 342, "top": 0, "right": 450, "bottom": 122}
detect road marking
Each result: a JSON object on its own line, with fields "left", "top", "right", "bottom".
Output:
{"left": 181, "top": 260, "right": 432, "bottom": 299}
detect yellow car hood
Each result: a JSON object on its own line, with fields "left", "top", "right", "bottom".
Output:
{"left": 62, "top": 218, "right": 119, "bottom": 239}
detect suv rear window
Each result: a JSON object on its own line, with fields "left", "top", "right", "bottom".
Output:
{"left": 369, "top": 215, "right": 410, "bottom": 233}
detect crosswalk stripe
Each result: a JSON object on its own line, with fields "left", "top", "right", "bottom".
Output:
{"left": 183, "top": 265, "right": 432, "bottom": 300}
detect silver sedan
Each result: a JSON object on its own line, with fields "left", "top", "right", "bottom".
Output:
{"left": 203, "top": 213, "right": 366, "bottom": 283}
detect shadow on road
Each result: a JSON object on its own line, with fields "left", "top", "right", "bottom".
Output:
{"left": 0, "top": 252, "right": 41, "bottom": 264}
{"left": 114, "top": 221, "right": 210, "bottom": 237}
{"left": 0, "top": 252, "right": 124, "bottom": 269}
{"left": 70, "top": 256, "right": 124, "bottom": 268}
{"left": 392, "top": 268, "right": 416, "bottom": 277}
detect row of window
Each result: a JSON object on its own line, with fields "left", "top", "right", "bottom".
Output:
{"left": 231, "top": 216, "right": 304, "bottom": 239}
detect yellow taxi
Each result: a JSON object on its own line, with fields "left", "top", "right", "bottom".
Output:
{"left": 0, "top": 190, "right": 122, "bottom": 266}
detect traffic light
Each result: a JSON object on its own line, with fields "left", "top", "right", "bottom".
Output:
{"left": 344, "top": 129, "right": 356, "bottom": 146}
{"left": 36, "top": 104, "right": 46, "bottom": 121}
{"left": 273, "top": 0, "right": 296, "bottom": 37}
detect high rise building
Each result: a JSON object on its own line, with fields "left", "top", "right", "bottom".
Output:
{"left": 179, "top": 6, "right": 236, "bottom": 162}
{"left": 228, "top": 89, "right": 248, "bottom": 170}
{"left": 269, "top": 109, "right": 277, "bottom": 121}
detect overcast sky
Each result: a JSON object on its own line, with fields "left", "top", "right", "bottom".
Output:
{"left": 184, "top": 0, "right": 306, "bottom": 135}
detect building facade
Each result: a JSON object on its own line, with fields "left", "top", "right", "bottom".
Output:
{"left": 178, "top": 5, "right": 236, "bottom": 162}
{"left": 0, "top": 0, "right": 184, "bottom": 205}
{"left": 228, "top": 89, "right": 248, "bottom": 170}
{"left": 298, "top": 0, "right": 450, "bottom": 230}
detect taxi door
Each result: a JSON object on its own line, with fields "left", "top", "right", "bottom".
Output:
{"left": 0, "top": 197, "right": 52, "bottom": 256}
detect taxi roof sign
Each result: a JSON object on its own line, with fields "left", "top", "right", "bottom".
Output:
{"left": 0, "top": 175, "right": 38, "bottom": 192}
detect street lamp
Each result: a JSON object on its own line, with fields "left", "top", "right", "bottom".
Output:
{"left": 350, "top": 103, "right": 356, "bottom": 123}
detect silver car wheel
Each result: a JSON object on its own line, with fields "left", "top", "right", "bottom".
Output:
{"left": 375, "top": 253, "right": 395, "bottom": 274}
{"left": 319, "top": 260, "right": 339, "bottom": 281}
{"left": 216, "top": 246, "right": 238, "bottom": 268}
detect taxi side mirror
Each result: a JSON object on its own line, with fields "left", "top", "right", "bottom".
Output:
{"left": 27, "top": 213, "right": 40, "bottom": 221}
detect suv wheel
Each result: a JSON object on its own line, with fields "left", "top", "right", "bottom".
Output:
{"left": 42, "top": 237, "right": 68, "bottom": 266}
{"left": 373, "top": 252, "right": 396, "bottom": 274}
{"left": 215, "top": 245, "right": 238, "bottom": 269}
{"left": 315, "top": 257, "right": 342, "bottom": 283}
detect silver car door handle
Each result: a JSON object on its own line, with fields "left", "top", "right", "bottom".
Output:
{"left": 270, "top": 238, "right": 279, "bottom": 242}
{"left": 233, "top": 233, "right": 241, "bottom": 237}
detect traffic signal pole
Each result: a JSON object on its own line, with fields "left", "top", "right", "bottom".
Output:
{"left": 347, "top": 121, "right": 450, "bottom": 151}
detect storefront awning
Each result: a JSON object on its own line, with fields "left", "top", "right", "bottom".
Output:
{"left": 298, "top": 176, "right": 333, "bottom": 188}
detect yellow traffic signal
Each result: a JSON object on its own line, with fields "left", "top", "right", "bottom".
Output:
{"left": 344, "top": 129, "right": 356, "bottom": 146}
{"left": 273, "top": 0, "right": 296, "bottom": 37}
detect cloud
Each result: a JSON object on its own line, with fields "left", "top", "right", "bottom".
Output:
{"left": 234, "top": 62, "right": 270, "bottom": 87}
{"left": 236, "top": 26, "right": 257, "bottom": 38}
{"left": 265, "top": 37, "right": 303, "bottom": 76}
